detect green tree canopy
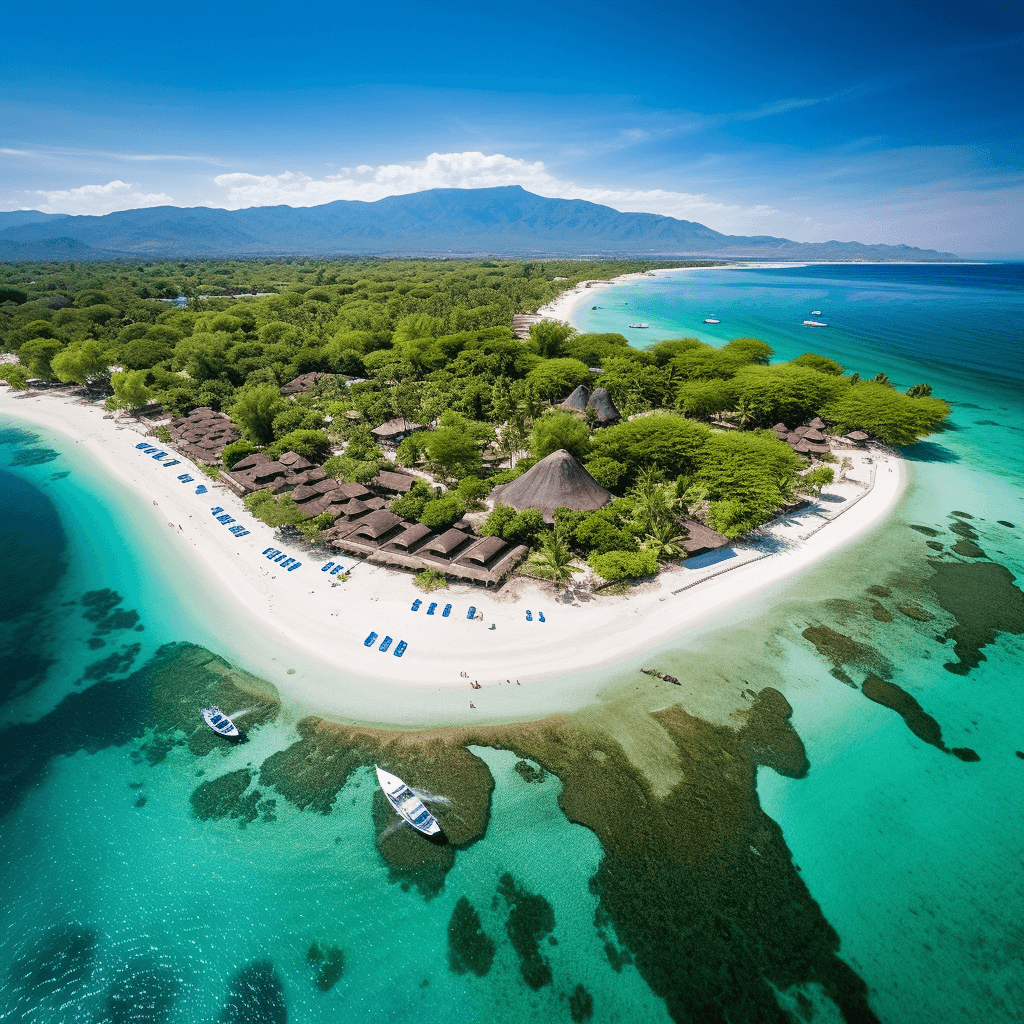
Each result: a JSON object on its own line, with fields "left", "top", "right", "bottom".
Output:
{"left": 821, "top": 382, "right": 950, "bottom": 445}
{"left": 525, "top": 357, "right": 592, "bottom": 400}
{"left": 588, "top": 414, "right": 711, "bottom": 483}
{"left": 531, "top": 410, "right": 592, "bottom": 461}
{"left": 107, "top": 370, "right": 152, "bottom": 411}
{"left": 231, "top": 383, "right": 287, "bottom": 444}
{"left": 51, "top": 340, "right": 111, "bottom": 384}
{"left": 18, "top": 337, "right": 64, "bottom": 379}
{"left": 790, "top": 352, "right": 844, "bottom": 375}
{"left": 728, "top": 364, "right": 847, "bottom": 427}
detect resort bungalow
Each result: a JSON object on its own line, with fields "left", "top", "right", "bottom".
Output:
{"left": 369, "top": 470, "right": 417, "bottom": 495}
{"left": 369, "top": 418, "right": 425, "bottom": 447}
{"left": 560, "top": 385, "right": 590, "bottom": 413}
{"left": 166, "top": 407, "right": 242, "bottom": 464}
{"left": 586, "top": 386, "right": 621, "bottom": 425}
{"left": 280, "top": 372, "right": 326, "bottom": 397}
{"left": 680, "top": 520, "right": 730, "bottom": 557}
{"left": 491, "top": 449, "right": 613, "bottom": 523}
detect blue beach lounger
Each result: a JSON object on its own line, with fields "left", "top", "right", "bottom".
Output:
{"left": 467, "top": 606, "right": 476, "bottom": 619}
{"left": 195, "top": 485, "right": 207, "bottom": 494}
{"left": 216, "top": 515, "right": 234, "bottom": 524}
{"left": 442, "top": 604, "right": 452, "bottom": 617}
{"left": 322, "top": 562, "right": 335, "bottom": 572}
{"left": 135, "top": 443, "right": 151, "bottom": 450}
{"left": 235, "top": 530, "right": 250, "bottom": 537}
{"left": 150, "top": 451, "right": 168, "bottom": 459}
{"left": 526, "top": 610, "right": 533, "bottom": 621}
{"left": 210, "top": 507, "right": 224, "bottom": 516}
{"left": 275, "top": 553, "right": 288, "bottom": 563}
{"left": 287, "top": 561, "right": 300, "bottom": 571}
{"left": 229, "top": 525, "right": 244, "bottom": 535}
{"left": 539, "top": 611, "right": 545, "bottom": 622}
{"left": 364, "top": 632, "right": 378, "bottom": 647}
{"left": 411, "top": 599, "right": 421, "bottom": 611}
{"left": 280, "top": 558, "right": 294, "bottom": 568}
{"left": 177, "top": 473, "right": 194, "bottom": 482}
{"left": 330, "top": 564, "right": 343, "bottom": 575}
{"left": 394, "top": 640, "right": 407, "bottom": 657}
{"left": 263, "top": 547, "right": 275, "bottom": 555}
{"left": 427, "top": 602, "right": 437, "bottom": 615}
{"left": 379, "top": 636, "right": 393, "bottom": 652}
{"left": 163, "top": 460, "right": 180, "bottom": 468}
{"left": 264, "top": 548, "right": 279, "bottom": 558}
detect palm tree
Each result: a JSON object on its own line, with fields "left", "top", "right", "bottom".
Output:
{"left": 630, "top": 466, "right": 678, "bottom": 532}
{"left": 644, "top": 520, "right": 689, "bottom": 562}
{"left": 530, "top": 529, "right": 581, "bottom": 586}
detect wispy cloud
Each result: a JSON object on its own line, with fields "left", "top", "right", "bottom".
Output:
{"left": 2, "top": 144, "right": 223, "bottom": 165}
{"left": 212, "top": 151, "right": 783, "bottom": 234}
{"left": 13, "top": 180, "right": 174, "bottom": 215}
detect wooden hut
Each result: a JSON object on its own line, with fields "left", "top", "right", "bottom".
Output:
{"left": 681, "top": 521, "right": 730, "bottom": 557}
{"left": 490, "top": 449, "right": 612, "bottom": 523}
{"left": 559, "top": 385, "right": 591, "bottom": 413}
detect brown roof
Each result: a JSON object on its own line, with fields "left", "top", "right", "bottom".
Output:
{"left": 239, "top": 455, "right": 274, "bottom": 474}
{"left": 252, "top": 461, "right": 287, "bottom": 481}
{"left": 385, "top": 522, "right": 434, "bottom": 551}
{"left": 793, "top": 425, "right": 811, "bottom": 436}
{"left": 804, "top": 442, "right": 831, "bottom": 454}
{"left": 337, "top": 498, "right": 372, "bottom": 519}
{"left": 681, "top": 520, "right": 730, "bottom": 555}
{"left": 291, "top": 484, "right": 321, "bottom": 503}
{"left": 586, "top": 387, "right": 621, "bottom": 425}
{"left": 281, "top": 372, "right": 326, "bottom": 396}
{"left": 559, "top": 385, "right": 591, "bottom": 412}
{"left": 370, "top": 470, "right": 416, "bottom": 493}
{"left": 420, "top": 529, "right": 475, "bottom": 558}
{"left": 333, "top": 481, "right": 373, "bottom": 501}
{"left": 491, "top": 449, "right": 613, "bottom": 523}
{"left": 347, "top": 509, "right": 403, "bottom": 540}
{"left": 772, "top": 422, "right": 789, "bottom": 432}
{"left": 808, "top": 416, "right": 827, "bottom": 430}
{"left": 277, "top": 451, "right": 314, "bottom": 470}
{"left": 370, "top": 418, "right": 424, "bottom": 440}
{"left": 802, "top": 428, "right": 826, "bottom": 442}
{"left": 845, "top": 430, "right": 870, "bottom": 441}
{"left": 454, "top": 536, "right": 508, "bottom": 567}
{"left": 303, "top": 467, "right": 326, "bottom": 485}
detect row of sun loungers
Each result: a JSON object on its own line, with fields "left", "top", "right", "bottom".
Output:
{"left": 262, "top": 547, "right": 301, "bottom": 570}
{"left": 363, "top": 631, "right": 407, "bottom": 657}
{"left": 210, "top": 506, "right": 250, "bottom": 537}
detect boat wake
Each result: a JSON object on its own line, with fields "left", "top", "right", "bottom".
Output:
{"left": 410, "top": 788, "right": 452, "bottom": 808}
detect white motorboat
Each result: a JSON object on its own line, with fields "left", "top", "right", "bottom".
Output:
{"left": 811, "top": 310, "right": 822, "bottom": 316}
{"left": 375, "top": 766, "right": 442, "bottom": 837}
{"left": 628, "top": 323, "right": 650, "bottom": 329}
{"left": 201, "top": 706, "right": 241, "bottom": 739}
{"left": 803, "top": 320, "right": 828, "bottom": 327}
{"left": 703, "top": 316, "right": 721, "bottom": 324}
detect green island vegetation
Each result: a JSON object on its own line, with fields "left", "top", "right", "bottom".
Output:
{"left": 0, "top": 258, "right": 949, "bottom": 585}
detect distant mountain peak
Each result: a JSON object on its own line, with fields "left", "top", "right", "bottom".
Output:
{"left": 0, "top": 188, "right": 960, "bottom": 261}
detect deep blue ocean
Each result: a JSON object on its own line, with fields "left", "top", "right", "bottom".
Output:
{"left": 1, "top": 263, "right": 1022, "bottom": 1023}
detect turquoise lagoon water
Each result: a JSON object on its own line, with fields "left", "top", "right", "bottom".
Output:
{"left": 1, "top": 263, "right": 1022, "bottom": 1022}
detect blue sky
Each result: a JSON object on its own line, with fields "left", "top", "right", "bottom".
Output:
{"left": 2, "top": 0, "right": 1021, "bottom": 255}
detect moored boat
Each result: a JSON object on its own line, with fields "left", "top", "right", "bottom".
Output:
{"left": 703, "top": 316, "right": 721, "bottom": 324}
{"left": 803, "top": 320, "right": 828, "bottom": 327}
{"left": 201, "top": 706, "right": 241, "bottom": 739}
{"left": 628, "top": 322, "right": 650, "bottom": 329}
{"left": 375, "top": 766, "right": 442, "bottom": 836}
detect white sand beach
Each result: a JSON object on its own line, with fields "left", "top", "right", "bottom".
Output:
{"left": 1, "top": 388, "right": 906, "bottom": 720}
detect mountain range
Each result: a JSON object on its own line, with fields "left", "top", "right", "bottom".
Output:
{"left": 0, "top": 186, "right": 959, "bottom": 261}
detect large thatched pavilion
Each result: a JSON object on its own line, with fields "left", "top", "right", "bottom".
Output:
{"left": 490, "top": 449, "right": 613, "bottom": 523}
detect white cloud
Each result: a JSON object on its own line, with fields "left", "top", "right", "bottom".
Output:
{"left": 16, "top": 180, "right": 174, "bottom": 215}
{"left": 212, "top": 151, "right": 782, "bottom": 235}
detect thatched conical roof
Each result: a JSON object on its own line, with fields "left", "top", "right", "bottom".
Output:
{"left": 491, "top": 449, "right": 612, "bottom": 523}
{"left": 808, "top": 416, "right": 827, "bottom": 430}
{"left": 586, "top": 386, "right": 621, "bottom": 425}
{"left": 560, "top": 385, "right": 591, "bottom": 412}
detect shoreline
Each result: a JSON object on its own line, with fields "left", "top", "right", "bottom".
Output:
{"left": 0, "top": 388, "right": 907, "bottom": 721}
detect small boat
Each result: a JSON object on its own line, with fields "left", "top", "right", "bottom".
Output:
{"left": 375, "top": 766, "right": 442, "bottom": 837}
{"left": 703, "top": 316, "right": 720, "bottom": 324}
{"left": 628, "top": 323, "right": 650, "bottom": 329}
{"left": 201, "top": 706, "right": 241, "bottom": 739}
{"left": 803, "top": 320, "right": 828, "bottom": 327}
{"left": 811, "top": 310, "right": 822, "bottom": 316}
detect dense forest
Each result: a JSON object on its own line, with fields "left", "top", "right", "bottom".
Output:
{"left": 0, "top": 258, "right": 949, "bottom": 583}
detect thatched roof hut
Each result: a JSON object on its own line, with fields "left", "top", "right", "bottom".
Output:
{"left": 370, "top": 470, "right": 417, "bottom": 494}
{"left": 772, "top": 422, "right": 789, "bottom": 433}
{"left": 586, "top": 387, "right": 621, "bottom": 425}
{"left": 844, "top": 430, "right": 870, "bottom": 443}
{"left": 808, "top": 416, "right": 827, "bottom": 430}
{"left": 801, "top": 428, "right": 826, "bottom": 443}
{"left": 681, "top": 520, "right": 730, "bottom": 556}
{"left": 560, "top": 385, "right": 591, "bottom": 412}
{"left": 281, "top": 372, "right": 326, "bottom": 396}
{"left": 490, "top": 449, "right": 612, "bottom": 523}
{"left": 370, "top": 418, "right": 425, "bottom": 445}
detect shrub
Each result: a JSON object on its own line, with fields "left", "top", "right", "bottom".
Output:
{"left": 583, "top": 456, "right": 626, "bottom": 490}
{"left": 221, "top": 438, "right": 258, "bottom": 469}
{"left": 265, "top": 429, "right": 332, "bottom": 463}
{"left": 414, "top": 568, "right": 449, "bottom": 592}
{"left": 588, "top": 549, "right": 659, "bottom": 582}
{"left": 419, "top": 494, "right": 466, "bottom": 530}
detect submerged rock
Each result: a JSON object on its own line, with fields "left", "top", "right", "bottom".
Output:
{"left": 220, "top": 960, "right": 286, "bottom": 1024}
{"left": 306, "top": 942, "right": 345, "bottom": 992}
{"left": 801, "top": 625, "right": 888, "bottom": 686}
{"left": 102, "top": 958, "right": 178, "bottom": 1024}
{"left": 498, "top": 874, "right": 555, "bottom": 990}
{"left": 446, "top": 897, "right": 496, "bottom": 977}
{"left": 569, "top": 983, "right": 595, "bottom": 1022}
{"left": 861, "top": 675, "right": 946, "bottom": 751}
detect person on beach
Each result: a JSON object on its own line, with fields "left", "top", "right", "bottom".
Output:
{"left": 469, "top": 701, "right": 475, "bottom": 709}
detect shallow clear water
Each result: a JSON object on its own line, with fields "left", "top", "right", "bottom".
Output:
{"left": 1, "top": 264, "right": 1022, "bottom": 1022}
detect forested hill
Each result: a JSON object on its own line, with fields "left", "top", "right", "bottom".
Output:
{"left": 0, "top": 187, "right": 959, "bottom": 261}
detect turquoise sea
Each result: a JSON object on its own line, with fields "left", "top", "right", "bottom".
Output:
{"left": 1, "top": 263, "right": 1022, "bottom": 1023}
